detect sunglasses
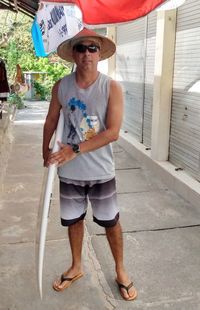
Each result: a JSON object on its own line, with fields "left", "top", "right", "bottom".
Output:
{"left": 73, "top": 44, "right": 100, "bottom": 54}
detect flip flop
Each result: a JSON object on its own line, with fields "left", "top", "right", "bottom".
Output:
{"left": 116, "top": 280, "right": 137, "bottom": 301}
{"left": 53, "top": 272, "right": 84, "bottom": 292}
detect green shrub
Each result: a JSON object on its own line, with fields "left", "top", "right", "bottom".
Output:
{"left": 8, "top": 93, "right": 25, "bottom": 109}
{"left": 33, "top": 80, "right": 49, "bottom": 100}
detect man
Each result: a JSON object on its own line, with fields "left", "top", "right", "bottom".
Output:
{"left": 43, "top": 28, "right": 137, "bottom": 301}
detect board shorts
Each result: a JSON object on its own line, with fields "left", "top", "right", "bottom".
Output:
{"left": 59, "top": 177, "right": 119, "bottom": 227}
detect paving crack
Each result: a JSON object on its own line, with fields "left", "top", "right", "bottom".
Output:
{"left": 117, "top": 188, "right": 168, "bottom": 195}
{"left": 115, "top": 167, "right": 141, "bottom": 171}
{"left": 94, "top": 223, "right": 200, "bottom": 236}
{"left": 84, "top": 225, "right": 117, "bottom": 310}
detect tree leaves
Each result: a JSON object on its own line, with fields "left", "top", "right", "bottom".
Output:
{"left": 0, "top": 10, "right": 70, "bottom": 90}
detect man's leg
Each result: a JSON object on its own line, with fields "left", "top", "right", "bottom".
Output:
{"left": 53, "top": 220, "right": 84, "bottom": 290}
{"left": 68, "top": 220, "right": 84, "bottom": 271}
{"left": 89, "top": 179, "right": 137, "bottom": 300}
{"left": 105, "top": 221, "right": 137, "bottom": 300}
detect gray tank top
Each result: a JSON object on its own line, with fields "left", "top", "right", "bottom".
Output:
{"left": 57, "top": 72, "right": 115, "bottom": 181}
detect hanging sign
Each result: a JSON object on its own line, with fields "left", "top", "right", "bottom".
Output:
{"left": 32, "top": 4, "right": 82, "bottom": 55}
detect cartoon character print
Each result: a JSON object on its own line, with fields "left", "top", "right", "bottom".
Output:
{"left": 80, "top": 115, "right": 99, "bottom": 140}
{"left": 66, "top": 97, "right": 100, "bottom": 143}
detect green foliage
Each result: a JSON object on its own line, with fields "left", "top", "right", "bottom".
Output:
{"left": 0, "top": 11, "right": 71, "bottom": 100}
{"left": 8, "top": 93, "right": 25, "bottom": 109}
{"left": 33, "top": 80, "right": 50, "bottom": 100}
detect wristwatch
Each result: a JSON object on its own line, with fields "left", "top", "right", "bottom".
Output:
{"left": 72, "top": 144, "right": 81, "bottom": 154}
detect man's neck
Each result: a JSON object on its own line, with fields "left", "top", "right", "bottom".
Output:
{"left": 75, "top": 69, "right": 99, "bottom": 89}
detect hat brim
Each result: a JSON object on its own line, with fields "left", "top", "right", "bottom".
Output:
{"left": 57, "top": 33, "right": 116, "bottom": 63}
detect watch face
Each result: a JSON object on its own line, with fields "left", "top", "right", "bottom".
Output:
{"left": 72, "top": 144, "right": 80, "bottom": 153}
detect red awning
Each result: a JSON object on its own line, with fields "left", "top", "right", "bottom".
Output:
{"left": 41, "top": 0, "right": 167, "bottom": 26}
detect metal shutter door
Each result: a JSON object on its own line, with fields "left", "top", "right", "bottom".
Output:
{"left": 116, "top": 19, "right": 145, "bottom": 141}
{"left": 143, "top": 11, "right": 157, "bottom": 147}
{"left": 169, "top": 0, "right": 200, "bottom": 181}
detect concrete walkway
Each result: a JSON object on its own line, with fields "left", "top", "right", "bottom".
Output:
{"left": 1, "top": 101, "right": 200, "bottom": 310}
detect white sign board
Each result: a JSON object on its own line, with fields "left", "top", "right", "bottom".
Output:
{"left": 36, "top": 4, "right": 83, "bottom": 54}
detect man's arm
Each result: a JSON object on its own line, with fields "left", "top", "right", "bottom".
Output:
{"left": 48, "top": 79, "right": 123, "bottom": 166}
{"left": 43, "top": 80, "right": 62, "bottom": 166}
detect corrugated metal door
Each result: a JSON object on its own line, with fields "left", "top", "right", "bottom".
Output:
{"left": 116, "top": 19, "right": 145, "bottom": 141}
{"left": 143, "top": 11, "right": 157, "bottom": 147}
{"left": 116, "top": 13, "right": 157, "bottom": 145}
{"left": 169, "top": 0, "right": 200, "bottom": 181}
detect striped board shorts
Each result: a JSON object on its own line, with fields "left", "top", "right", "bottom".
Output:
{"left": 59, "top": 177, "right": 119, "bottom": 227}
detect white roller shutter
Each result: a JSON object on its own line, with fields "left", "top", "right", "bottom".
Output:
{"left": 169, "top": 0, "right": 200, "bottom": 181}
{"left": 116, "top": 13, "right": 156, "bottom": 145}
{"left": 116, "top": 19, "right": 145, "bottom": 141}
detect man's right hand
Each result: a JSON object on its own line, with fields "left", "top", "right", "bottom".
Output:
{"left": 47, "top": 142, "right": 77, "bottom": 167}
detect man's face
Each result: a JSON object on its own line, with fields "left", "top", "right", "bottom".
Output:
{"left": 72, "top": 40, "right": 101, "bottom": 70}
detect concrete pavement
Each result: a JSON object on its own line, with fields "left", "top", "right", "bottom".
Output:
{"left": 1, "top": 101, "right": 200, "bottom": 310}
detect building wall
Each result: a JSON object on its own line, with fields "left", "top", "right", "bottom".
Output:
{"left": 115, "top": 0, "right": 200, "bottom": 182}
{"left": 169, "top": 0, "right": 200, "bottom": 181}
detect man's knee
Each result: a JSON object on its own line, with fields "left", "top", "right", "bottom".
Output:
{"left": 61, "top": 212, "right": 86, "bottom": 227}
{"left": 93, "top": 212, "right": 119, "bottom": 228}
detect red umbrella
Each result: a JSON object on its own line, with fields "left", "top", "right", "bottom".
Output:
{"left": 41, "top": 0, "right": 168, "bottom": 26}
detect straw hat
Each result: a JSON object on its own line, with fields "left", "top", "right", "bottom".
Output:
{"left": 57, "top": 28, "right": 116, "bottom": 62}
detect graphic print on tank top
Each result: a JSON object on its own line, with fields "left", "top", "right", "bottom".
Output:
{"left": 67, "top": 97, "right": 100, "bottom": 144}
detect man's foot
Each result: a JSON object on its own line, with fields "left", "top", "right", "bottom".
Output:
{"left": 116, "top": 270, "right": 137, "bottom": 301}
{"left": 116, "top": 280, "right": 137, "bottom": 301}
{"left": 53, "top": 268, "right": 84, "bottom": 292}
